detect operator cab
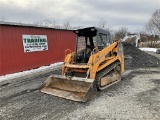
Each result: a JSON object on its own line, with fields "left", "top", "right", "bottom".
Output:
{"left": 74, "top": 27, "right": 111, "bottom": 63}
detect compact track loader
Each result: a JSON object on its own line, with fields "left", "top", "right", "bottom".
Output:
{"left": 40, "top": 27, "right": 124, "bottom": 102}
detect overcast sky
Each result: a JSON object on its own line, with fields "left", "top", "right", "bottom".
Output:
{"left": 0, "top": 0, "right": 160, "bottom": 32}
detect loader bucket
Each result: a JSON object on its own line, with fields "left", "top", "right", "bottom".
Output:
{"left": 40, "top": 74, "right": 97, "bottom": 102}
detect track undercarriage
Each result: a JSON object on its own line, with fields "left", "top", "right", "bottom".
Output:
{"left": 40, "top": 27, "right": 124, "bottom": 102}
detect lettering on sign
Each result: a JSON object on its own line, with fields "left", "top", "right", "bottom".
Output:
{"left": 22, "top": 35, "right": 48, "bottom": 52}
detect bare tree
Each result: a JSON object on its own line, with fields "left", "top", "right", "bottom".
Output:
{"left": 97, "top": 18, "right": 108, "bottom": 29}
{"left": 33, "top": 19, "right": 61, "bottom": 28}
{"left": 151, "top": 9, "right": 160, "bottom": 31}
{"left": 142, "top": 9, "right": 160, "bottom": 47}
{"left": 33, "top": 21, "right": 43, "bottom": 26}
{"left": 146, "top": 9, "right": 160, "bottom": 35}
{"left": 147, "top": 21, "right": 158, "bottom": 35}
{"left": 114, "top": 27, "right": 128, "bottom": 40}
{"left": 63, "top": 20, "right": 71, "bottom": 29}
{"left": 97, "top": 17, "right": 114, "bottom": 36}
{"left": 42, "top": 19, "right": 52, "bottom": 27}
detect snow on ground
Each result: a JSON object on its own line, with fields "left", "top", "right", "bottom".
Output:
{"left": 0, "top": 62, "right": 63, "bottom": 83}
{"left": 139, "top": 48, "right": 157, "bottom": 52}
{"left": 0, "top": 47, "right": 158, "bottom": 83}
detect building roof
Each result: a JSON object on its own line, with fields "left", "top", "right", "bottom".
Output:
{"left": 0, "top": 21, "right": 73, "bottom": 31}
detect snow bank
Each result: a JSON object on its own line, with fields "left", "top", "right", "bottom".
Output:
{"left": 139, "top": 48, "right": 157, "bottom": 52}
{"left": 0, "top": 62, "right": 63, "bottom": 82}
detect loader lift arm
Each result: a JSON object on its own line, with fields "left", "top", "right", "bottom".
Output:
{"left": 40, "top": 27, "right": 124, "bottom": 102}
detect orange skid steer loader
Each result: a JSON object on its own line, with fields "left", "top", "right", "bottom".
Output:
{"left": 40, "top": 27, "right": 124, "bottom": 102}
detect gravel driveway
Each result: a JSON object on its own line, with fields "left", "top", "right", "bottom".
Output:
{"left": 0, "top": 43, "right": 160, "bottom": 120}
{"left": 0, "top": 67, "right": 160, "bottom": 120}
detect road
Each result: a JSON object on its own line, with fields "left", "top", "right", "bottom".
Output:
{"left": 0, "top": 52, "right": 160, "bottom": 120}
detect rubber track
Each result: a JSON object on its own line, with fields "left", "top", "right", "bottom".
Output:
{"left": 95, "top": 61, "right": 120, "bottom": 90}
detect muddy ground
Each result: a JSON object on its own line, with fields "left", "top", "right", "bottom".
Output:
{"left": 0, "top": 52, "right": 160, "bottom": 120}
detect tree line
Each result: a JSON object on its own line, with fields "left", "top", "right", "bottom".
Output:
{"left": 1, "top": 9, "right": 160, "bottom": 46}
{"left": 145, "top": 9, "right": 160, "bottom": 36}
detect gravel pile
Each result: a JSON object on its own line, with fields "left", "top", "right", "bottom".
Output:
{"left": 122, "top": 42, "right": 160, "bottom": 70}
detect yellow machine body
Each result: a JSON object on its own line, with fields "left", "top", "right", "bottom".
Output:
{"left": 40, "top": 27, "right": 124, "bottom": 102}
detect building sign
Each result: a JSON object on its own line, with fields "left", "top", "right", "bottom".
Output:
{"left": 22, "top": 35, "right": 48, "bottom": 52}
